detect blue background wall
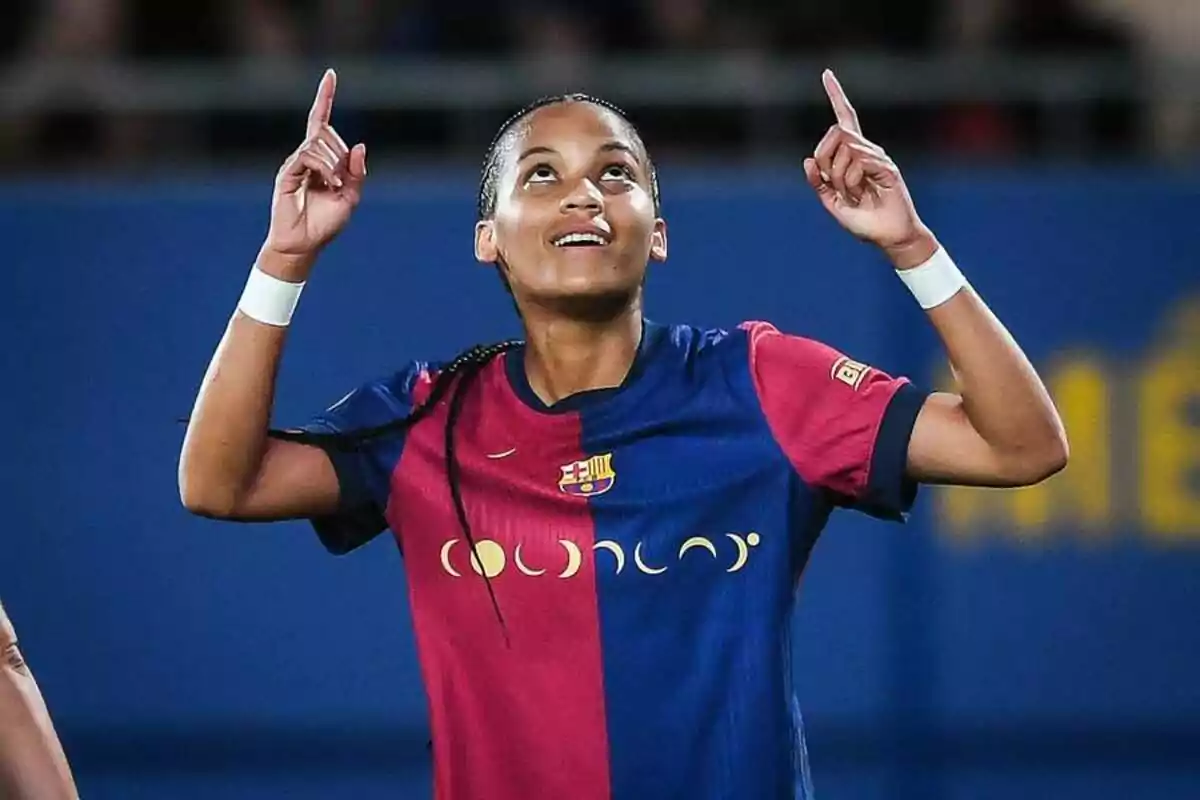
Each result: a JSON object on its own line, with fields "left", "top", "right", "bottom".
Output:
{"left": 1, "top": 167, "right": 1197, "bottom": 799}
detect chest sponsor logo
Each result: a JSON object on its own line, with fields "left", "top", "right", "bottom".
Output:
{"left": 437, "top": 533, "right": 762, "bottom": 579}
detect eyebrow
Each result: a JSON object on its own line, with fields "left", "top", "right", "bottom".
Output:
{"left": 517, "top": 141, "right": 641, "bottom": 163}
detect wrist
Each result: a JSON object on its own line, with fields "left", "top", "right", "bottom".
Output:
{"left": 894, "top": 245, "right": 968, "bottom": 310}
{"left": 882, "top": 227, "right": 939, "bottom": 271}
{"left": 239, "top": 261, "right": 307, "bottom": 327}
{"left": 256, "top": 246, "right": 317, "bottom": 282}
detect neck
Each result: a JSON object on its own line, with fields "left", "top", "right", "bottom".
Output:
{"left": 520, "top": 300, "right": 643, "bottom": 406}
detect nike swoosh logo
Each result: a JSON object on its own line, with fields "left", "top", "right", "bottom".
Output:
{"left": 486, "top": 448, "right": 517, "bottom": 459}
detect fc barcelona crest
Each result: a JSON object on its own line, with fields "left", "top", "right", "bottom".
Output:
{"left": 558, "top": 453, "right": 616, "bottom": 498}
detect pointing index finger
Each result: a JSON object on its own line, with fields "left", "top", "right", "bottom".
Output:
{"left": 307, "top": 68, "right": 336, "bottom": 137}
{"left": 822, "top": 69, "right": 861, "bottom": 135}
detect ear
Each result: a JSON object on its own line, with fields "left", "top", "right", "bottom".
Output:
{"left": 649, "top": 218, "right": 668, "bottom": 262}
{"left": 475, "top": 220, "right": 498, "bottom": 264}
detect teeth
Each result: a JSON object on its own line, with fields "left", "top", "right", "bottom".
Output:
{"left": 554, "top": 232, "right": 607, "bottom": 247}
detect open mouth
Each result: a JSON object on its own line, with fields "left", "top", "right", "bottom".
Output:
{"left": 553, "top": 232, "right": 610, "bottom": 248}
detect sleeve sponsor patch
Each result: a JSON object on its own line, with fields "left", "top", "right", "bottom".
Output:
{"left": 831, "top": 356, "right": 871, "bottom": 390}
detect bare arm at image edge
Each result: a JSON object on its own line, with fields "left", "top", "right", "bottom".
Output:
{"left": 0, "top": 601, "right": 78, "bottom": 799}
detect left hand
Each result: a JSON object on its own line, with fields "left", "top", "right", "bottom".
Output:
{"left": 804, "top": 70, "right": 934, "bottom": 265}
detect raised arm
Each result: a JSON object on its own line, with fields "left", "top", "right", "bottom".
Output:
{"left": 803, "top": 70, "right": 1067, "bottom": 488}
{"left": 0, "top": 601, "right": 77, "bottom": 800}
{"left": 179, "top": 69, "right": 369, "bottom": 520}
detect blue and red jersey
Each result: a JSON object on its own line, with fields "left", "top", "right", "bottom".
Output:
{"left": 301, "top": 320, "right": 927, "bottom": 800}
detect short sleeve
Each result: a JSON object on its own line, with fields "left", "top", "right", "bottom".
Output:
{"left": 286, "top": 363, "right": 429, "bottom": 555}
{"left": 742, "top": 321, "right": 928, "bottom": 521}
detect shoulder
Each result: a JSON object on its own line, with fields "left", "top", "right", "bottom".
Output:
{"left": 334, "top": 360, "right": 441, "bottom": 409}
{"left": 639, "top": 321, "right": 744, "bottom": 391}
{"left": 651, "top": 319, "right": 906, "bottom": 420}
{"left": 738, "top": 320, "right": 838, "bottom": 361}
{"left": 651, "top": 319, "right": 841, "bottom": 379}
{"left": 306, "top": 359, "right": 444, "bottom": 433}
{"left": 738, "top": 320, "right": 891, "bottom": 393}
{"left": 649, "top": 320, "right": 743, "bottom": 363}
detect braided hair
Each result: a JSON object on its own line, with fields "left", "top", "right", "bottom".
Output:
{"left": 279, "top": 95, "right": 657, "bottom": 638}
{"left": 272, "top": 340, "right": 520, "bottom": 638}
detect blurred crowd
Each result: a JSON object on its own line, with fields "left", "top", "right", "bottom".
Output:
{"left": 0, "top": 0, "right": 1196, "bottom": 170}
{"left": 0, "top": 0, "right": 1139, "bottom": 59}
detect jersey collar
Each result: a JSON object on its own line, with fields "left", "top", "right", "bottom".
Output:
{"left": 503, "top": 318, "right": 666, "bottom": 415}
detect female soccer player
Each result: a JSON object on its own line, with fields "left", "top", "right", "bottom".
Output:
{"left": 0, "top": 600, "right": 78, "bottom": 799}
{"left": 179, "top": 68, "right": 1067, "bottom": 799}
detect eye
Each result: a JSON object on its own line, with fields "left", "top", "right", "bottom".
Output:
{"left": 524, "top": 164, "right": 557, "bottom": 185}
{"left": 601, "top": 164, "right": 634, "bottom": 181}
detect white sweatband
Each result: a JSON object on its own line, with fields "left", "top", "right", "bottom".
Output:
{"left": 237, "top": 267, "right": 306, "bottom": 327}
{"left": 895, "top": 247, "right": 967, "bottom": 309}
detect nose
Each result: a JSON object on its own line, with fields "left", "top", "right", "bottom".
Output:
{"left": 560, "top": 177, "right": 603, "bottom": 214}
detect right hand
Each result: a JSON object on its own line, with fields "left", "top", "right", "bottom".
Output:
{"left": 262, "top": 69, "right": 367, "bottom": 271}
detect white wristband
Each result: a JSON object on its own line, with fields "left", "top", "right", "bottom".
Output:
{"left": 895, "top": 247, "right": 967, "bottom": 309}
{"left": 237, "top": 267, "right": 306, "bottom": 327}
